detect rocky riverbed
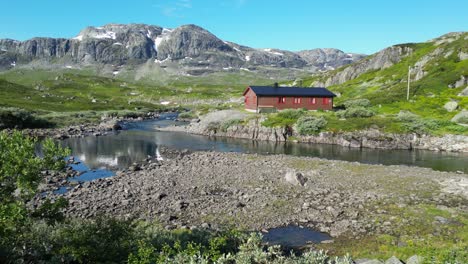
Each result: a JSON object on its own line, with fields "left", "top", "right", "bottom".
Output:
{"left": 38, "top": 148, "right": 468, "bottom": 240}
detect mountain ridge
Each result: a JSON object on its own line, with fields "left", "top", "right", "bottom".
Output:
{"left": 0, "top": 23, "right": 366, "bottom": 75}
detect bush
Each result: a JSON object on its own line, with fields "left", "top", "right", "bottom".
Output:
{"left": 401, "top": 118, "right": 443, "bottom": 134}
{"left": 296, "top": 116, "right": 328, "bottom": 135}
{"left": 0, "top": 108, "right": 53, "bottom": 129}
{"left": 336, "top": 107, "right": 375, "bottom": 118}
{"left": 262, "top": 109, "right": 307, "bottom": 127}
{"left": 343, "top": 99, "right": 371, "bottom": 109}
{"left": 396, "top": 110, "right": 420, "bottom": 122}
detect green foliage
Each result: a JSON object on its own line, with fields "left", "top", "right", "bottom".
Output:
{"left": 262, "top": 109, "right": 307, "bottom": 127}
{"left": 0, "top": 107, "right": 53, "bottom": 129}
{"left": 30, "top": 198, "right": 69, "bottom": 225}
{"left": 396, "top": 110, "right": 420, "bottom": 122}
{"left": 296, "top": 116, "right": 328, "bottom": 135}
{"left": 57, "top": 217, "right": 135, "bottom": 263}
{"left": 343, "top": 99, "right": 371, "bottom": 108}
{"left": 0, "top": 131, "right": 70, "bottom": 261}
{"left": 220, "top": 119, "right": 243, "bottom": 132}
{"left": 336, "top": 107, "right": 375, "bottom": 118}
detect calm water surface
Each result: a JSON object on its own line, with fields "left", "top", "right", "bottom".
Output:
{"left": 62, "top": 114, "right": 468, "bottom": 176}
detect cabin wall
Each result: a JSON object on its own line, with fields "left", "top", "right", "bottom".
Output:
{"left": 257, "top": 96, "right": 333, "bottom": 110}
{"left": 244, "top": 88, "right": 258, "bottom": 110}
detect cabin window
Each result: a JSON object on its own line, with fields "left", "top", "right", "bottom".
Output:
{"left": 322, "top": 98, "right": 329, "bottom": 105}
{"left": 293, "top": 97, "right": 301, "bottom": 104}
{"left": 278, "top": 97, "right": 286, "bottom": 104}
{"left": 310, "top": 98, "right": 316, "bottom": 104}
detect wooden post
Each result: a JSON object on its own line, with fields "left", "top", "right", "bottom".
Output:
{"left": 407, "top": 66, "right": 411, "bottom": 101}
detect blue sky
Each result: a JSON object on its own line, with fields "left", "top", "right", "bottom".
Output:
{"left": 1, "top": 0, "right": 466, "bottom": 54}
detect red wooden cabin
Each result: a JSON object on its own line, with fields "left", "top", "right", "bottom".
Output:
{"left": 243, "top": 84, "right": 336, "bottom": 112}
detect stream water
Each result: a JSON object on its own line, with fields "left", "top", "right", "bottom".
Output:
{"left": 62, "top": 114, "right": 468, "bottom": 177}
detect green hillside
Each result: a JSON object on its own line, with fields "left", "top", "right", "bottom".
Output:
{"left": 302, "top": 33, "right": 467, "bottom": 121}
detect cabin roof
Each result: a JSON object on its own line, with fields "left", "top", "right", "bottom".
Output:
{"left": 244, "top": 86, "right": 336, "bottom": 97}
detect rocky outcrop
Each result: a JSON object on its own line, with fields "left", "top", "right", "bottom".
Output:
{"left": 312, "top": 45, "right": 413, "bottom": 87}
{"left": 451, "top": 110, "right": 468, "bottom": 124}
{"left": 166, "top": 116, "right": 468, "bottom": 152}
{"left": 449, "top": 75, "right": 467, "bottom": 88}
{"left": 297, "top": 48, "right": 366, "bottom": 70}
{"left": 459, "top": 86, "right": 468, "bottom": 96}
{"left": 0, "top": 23, "right": 366, "bottom": 72}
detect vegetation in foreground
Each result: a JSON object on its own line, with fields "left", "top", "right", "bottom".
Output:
{"left": 1, "top": 131, "right": 467, "bottom": 263}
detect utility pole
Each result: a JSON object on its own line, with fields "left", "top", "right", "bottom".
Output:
{"left": 407, "top": 66, "right": 411, "bottom": 101}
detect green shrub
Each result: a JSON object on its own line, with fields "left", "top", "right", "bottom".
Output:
{"left": 262, "top": 109, "right": 307, "bottom": 127}
{"left": 336, "top": 107, "right": 375, "bottom": 118}
{"left": 343, "top": 99, "right": 371, "bottom": 108}
{"left": 0, "top": 108, "right": 53, "bottom": 129}
{"left": 296, "top": 116, "right": 328, "bottom": 135}
{"left": 396, "top": 110, "right": 420, "bottom": 122}
{"left": 401, "top": 118, "right": 443, "bottom": 134}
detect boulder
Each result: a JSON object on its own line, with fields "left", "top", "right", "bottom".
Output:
{"left": 449, "top": 75, "right": 467, "bottom": 88}
{"left": 284, "top": 170, "right": 308, "bottom": 186}
{"left": 459, "top": 86, "right": 468, "bottom": 97}
{"left": 406, "top": 255, "right": 424, "bottom": 264}
{"left": 444, "top": 101, "right": 458, "bottom": 112}
{"left": 385, "top": 256, "right": 404, "bottom": 264}
{"left": 451, "top": 110, "right": 468, "bottom": 124}
{"left": 356, "top": 260, "right": 383, "bottom": 264}
{"left": 459, "top": 51, "right": 468, "bottom": 61}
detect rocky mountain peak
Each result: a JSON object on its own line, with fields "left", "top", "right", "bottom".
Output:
{"left": 0, "top": 23, "right": 367, "bottom": 74}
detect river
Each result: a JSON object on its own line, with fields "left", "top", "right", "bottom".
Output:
{"left": 62, "top": 114, "right": 468, "bottom": 181}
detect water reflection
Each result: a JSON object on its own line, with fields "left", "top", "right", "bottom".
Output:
{"left": 62, "top": 118, "right": 468, "bottom": 173}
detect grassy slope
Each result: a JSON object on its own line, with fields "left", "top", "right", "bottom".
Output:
{"left": 0, "top": 68, "right": 278, "bottom": 125}
{"left": 289, "top": 33, "right": 468, "bottom": 135}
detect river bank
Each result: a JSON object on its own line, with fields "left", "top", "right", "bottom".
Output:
{"left": 38, "top": 148, "right": 467, "bottom": 242}
{"left": 165, "top": 110, "right": 468, "bottom": 152}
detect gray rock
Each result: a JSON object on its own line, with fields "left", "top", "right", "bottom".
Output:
{"left": 406, "top": 255, "right": 424, "bottom": 264}
{"left": 313, "top": 45, "right": 413, "bottom": 87}
{"left": 459, "top": 86, "right": 468, "bottom": 97}
{"left": 285, "top": 170, "right": 308, "bottom": 186}
{"left": 450, "top": 75, "right": 467, "bottom": 88}
{"left": 0, "top": 23, "right": 366, "bottom": 72}
{"left": 356, "top": 260, "right": 383, "bottom": 264}
{"left": 385, "top": 256, "right": 404, "bottom": 264}
{"left": 296, "top": 48, "right": 366, "bottom": 70}
{"left": 443, "top": 101, "right": 458, "bottom": 112}
{"left": 459, "top": 51, "right": 468, "bottom": 61}
{"left": 434, "top": 216, "right": 449, "bottom": 224}
{"left": 451, "top": 110, "right": 468, "bottom": 124}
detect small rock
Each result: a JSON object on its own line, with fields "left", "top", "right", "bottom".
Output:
{"left": 385, "top": 256, "right": 403, "bottom": 264}
{"left": 158, "top": 193, "right": 167, "bottom": 200}
{"left": 443, "top": 101, "right": 458, "bottom": 112}
{"left": 434, "top": 216, "right": 449, "bottom": 224}
{"left": 355, "top": 259, "right": 383, "bottom": 264}
{"left": 284, "top": 170, "right": 308, "bottom": 186}
{"left": 406, "top": 255, "right": 424, "bottom": 264}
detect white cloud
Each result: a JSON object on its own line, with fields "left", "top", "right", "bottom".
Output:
{"left": 154, "top": 0, "right": 192, "bottom": 18}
